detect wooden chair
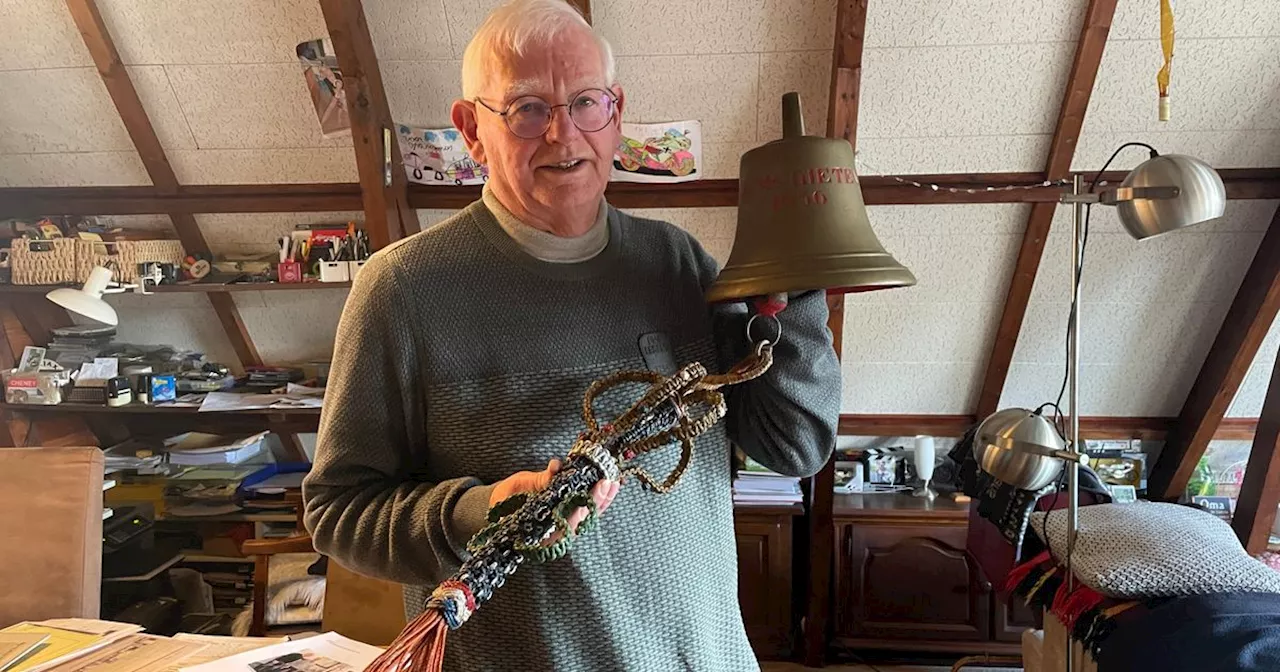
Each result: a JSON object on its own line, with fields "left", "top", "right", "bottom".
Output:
{"left": 240, "top": 535, "right": 407, "bottom": 645}
{"left": 0, "top": 447, "right": 104, "bottom": 627}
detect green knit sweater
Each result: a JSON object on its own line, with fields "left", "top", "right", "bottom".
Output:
{"left": 302, "top": 199, "right": 840, "bottom": 671}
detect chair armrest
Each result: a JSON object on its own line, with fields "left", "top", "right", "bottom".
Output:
{"left": 241, "top": 535, "right": 315, "bottom": 556}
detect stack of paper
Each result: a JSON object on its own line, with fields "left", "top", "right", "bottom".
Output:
{"left": 0, "top": 634, "right": 49, "bottom": 672}
{"left": 165, "top": 432, "right": 269, "bottom": 466}
{"left": 733, "top": 457, "right": 802, "bottom": 506}
{"left": 1, "top": 619, "right": 142, "bottom": 672}
{"left": 180, "top": 633, "right": 382, "bottom": 672}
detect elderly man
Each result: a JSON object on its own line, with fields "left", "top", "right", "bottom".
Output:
{"left": 303, "top": 0, "right": 839, "bottom": 669}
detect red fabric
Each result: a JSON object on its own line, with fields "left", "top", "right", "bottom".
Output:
{"left": 753, "top": 294, "right": 788, "bottom": 317}
{"left": 1003, "top": 549, "right": 1051, "bottom": 594}
{"left": 1056, "top": 584, "right": 1107, "bottom": 630}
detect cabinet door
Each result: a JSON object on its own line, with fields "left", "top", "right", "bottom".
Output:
{"left": 836, "top": 524, "right": 990, "bottom": 642}
{"left": 735, "top": 516, "right": 793, "bottom": 659}
{"left": 993, "top": 591, "right": 1040, "bottom": 642}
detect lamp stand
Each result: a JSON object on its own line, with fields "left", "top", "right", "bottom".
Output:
{"left": 1064, "top": 175, "right": 1085, "bottom": 672}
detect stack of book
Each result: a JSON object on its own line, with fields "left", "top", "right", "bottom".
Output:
{"left": 733, "top": 456, "right": 802, "bottom": 506}
{"left": 46, "top": 325, "right": 115, "bottom": 370}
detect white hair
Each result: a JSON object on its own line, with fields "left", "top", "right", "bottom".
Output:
{"left": 461, "top": 0, "right": 616, "bottom": 99}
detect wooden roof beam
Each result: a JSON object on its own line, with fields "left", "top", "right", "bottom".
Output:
{"left": 66, "top": 0, "right": 266, "bottom": 372}
{"left": 319, "top": 0, "right": 415, "bottom": 248}
{"left": 565, "top": 0, "right": 591, "bottom": 24}
{"left": 1150, "top": 205, "right": 1280, "bottom": 499}
{"left": 65, "top": 0, "right": 208, "bottom": 255}
{"left": 1231, "top": 346, "right": 1280, "bottom": 554}
{"left": 974, "top": 0, "right": 1119, "bottom": 420}
{"left": 804, "top": 2, "right": 868, "bottom": 666}
{"left": 2, "top": 169, "right": 1277, "bottom": 217}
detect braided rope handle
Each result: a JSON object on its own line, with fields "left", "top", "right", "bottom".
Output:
{"left": 426, "top": 345, "right": 775, "bottom": 627}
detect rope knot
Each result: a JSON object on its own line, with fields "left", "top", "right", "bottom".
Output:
{"left": 428, "top": 581, "right": 475, "bottom": 629}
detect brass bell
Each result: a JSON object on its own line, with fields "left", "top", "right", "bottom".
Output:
{"left": 706, "top": 93, "right": 916, "bottom": 302}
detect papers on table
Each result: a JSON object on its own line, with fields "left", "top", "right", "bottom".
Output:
{"left": 1, "top": 620, "right": 142, "bottom": 672}
{"left": 0, "top": 634, "right": 49, "bottom": 672}
{"left": 198, "top": 393, "right": 323, "bottom": 413}
{"left": 179, "top": 633, "right": 382, "bottom": 672}
{"left": 160, "top": 635, "right": 284, "bottom": 672}
{"left": 39, "top": 635, "right": 195, "bottom": 672}
{"left": 0, "top": 621, "right": 295, "bottom": 672}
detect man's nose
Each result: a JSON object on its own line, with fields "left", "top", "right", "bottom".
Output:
{"left": 543, "top": 105, "right": 580, "bottom": 144}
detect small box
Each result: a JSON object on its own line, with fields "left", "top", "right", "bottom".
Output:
{"left": 3, "top": 369, "right": 71, "bottom": 405}
{"left": 319, "top": 260, "right": 350, "bottom": 282}
{"left": 277, "top": 261, "right": 302, "bottom": 283}
{"left": 347, "top": 260, "right": 366, "bottom": 280}
{"left": 150, "top": 374, "right": 177, "bottom": 403}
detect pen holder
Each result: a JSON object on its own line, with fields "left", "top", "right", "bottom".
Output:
{"left": 347, "top": 260, "right": 367, "bottom": 281}
{"left": 277, "top": 261, "right": 302, "bottom": 283}
{"left": 319, "top": 260, "right": 350, "bottom": 283}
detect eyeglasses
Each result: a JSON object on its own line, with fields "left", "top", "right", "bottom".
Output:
{"left": 474, "top": 88, "right": 618, "bottom": 140}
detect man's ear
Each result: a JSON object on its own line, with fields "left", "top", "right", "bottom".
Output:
{"left": 451, "top": 99, "right": 487, "bottom": 164}
{"left": 610, "top": 85, "right": 625, "bottom": 131}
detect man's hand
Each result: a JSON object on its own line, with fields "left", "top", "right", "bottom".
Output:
{"left": 489, "top": 458, "right": 620, "bottom": 539}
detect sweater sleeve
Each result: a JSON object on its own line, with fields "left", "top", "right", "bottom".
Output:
{"left": 302, "top": 253, "right": 494, "bottom": 586}
{"left": 689, "top": 236, "right": 841, "bottom": 477}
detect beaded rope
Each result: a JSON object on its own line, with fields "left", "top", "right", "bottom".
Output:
{"left": 422, "top": 342, "right": 775, "bottom": 629}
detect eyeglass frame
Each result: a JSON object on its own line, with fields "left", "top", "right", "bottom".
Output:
{"left": 472, "top": 87, "right": 620, "bottom": 139}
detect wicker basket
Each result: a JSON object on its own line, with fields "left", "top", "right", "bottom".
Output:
{"left": 115, "top": 240, "right": 185, "bottom": 283}
{"left": 11, "top": 238, "right": 80, "bottom": 285}
{"left": 9, "top": 238, "right": 186, "bottom": 285}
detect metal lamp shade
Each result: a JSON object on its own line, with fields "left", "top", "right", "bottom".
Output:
{"left": 974, "top": 408, "right": 1067, "bottom": 491}
{"left": 46, "top": 266, "right": 118, "bottom": 326}
{"left": 1116, "top": 154, "right": 1226, "bottom": 240}
{"left": 706, "top": 93, "right": 915, "bottom": 302}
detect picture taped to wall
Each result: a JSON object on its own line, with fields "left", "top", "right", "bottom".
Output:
{"left": 396, "top": 125, "right": 489, "bottom": 186}
{"left": 611, "top": 121, "right": 702, "bottom": 183}
{"left": 296, "top": 39, "right": 350, "bottom": 140}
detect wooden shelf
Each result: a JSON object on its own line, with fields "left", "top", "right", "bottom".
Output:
{"left": 1, "top": 401, "right": 321, "bottom": 435}
{"left": 1, "top": 401, "right": 320, "bottom": 416}
{"left": 0, "top": 281, "right": 351, "bottom": 294}
{"left": 2, "top": 168, "right": 1275, "bottom": 216}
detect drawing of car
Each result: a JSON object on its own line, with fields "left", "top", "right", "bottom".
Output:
{"left": 615, "top": 129, "right": 696, "bottom": 177}
{"left": 403, "top": 146, "right": 445, "bottom": 181}
{"left": 435, "top": 156, "right": 488, "bottom": 185}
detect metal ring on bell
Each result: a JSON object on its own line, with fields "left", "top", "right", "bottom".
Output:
{"left": 746, "top": 313, "right": 782, "bottom": 346}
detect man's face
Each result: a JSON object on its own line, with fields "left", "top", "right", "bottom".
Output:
{"left": 453, "top": 28, "right": 623, "bottom": 234}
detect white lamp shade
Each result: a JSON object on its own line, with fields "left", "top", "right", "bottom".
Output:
{"left": 46, "top": 266, "right": 119, "bottom": 326}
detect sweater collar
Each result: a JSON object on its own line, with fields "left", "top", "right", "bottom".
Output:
{"left": 481, "top": 184, "right": 609, "bottom": 264}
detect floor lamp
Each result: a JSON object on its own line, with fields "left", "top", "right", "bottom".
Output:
{"left": 974, "top": 149, "right": 1226, "bottom": 671}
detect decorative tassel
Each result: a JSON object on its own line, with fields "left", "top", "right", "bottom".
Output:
{"left": 1057, "top": 584, "right": 1106, "bottom": 630}
{"left": 364, "top": 610, "right": 448, "bottom": 672}
{"left": 1049, "top": 577, "right": 1074, "bottom": 615}
{"left": 1003, "top": 549, "right": 1052, "bottom": 594}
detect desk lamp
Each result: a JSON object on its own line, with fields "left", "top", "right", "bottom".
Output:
{"left": 975, "top": 148, "right": 1225, "bottom": 672}
{"left": 46, "top": 266, "right": 120, "bottom": 326}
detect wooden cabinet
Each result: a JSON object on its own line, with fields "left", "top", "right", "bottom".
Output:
{"left": 831, "top": 494, "right": 1022, "bottom": 656}
{"left": 993, "top": 590, "right": 1040, "bottom": 642}
{"left": 837, "top": 523, "right": 989, "bottom": 642}
{"left": 734, "top": 505, "right": 801, "bottom": 660}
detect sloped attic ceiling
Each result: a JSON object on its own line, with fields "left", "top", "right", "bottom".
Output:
{"left": 0, "top": 0, "right": 1275, "bottom": 419}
